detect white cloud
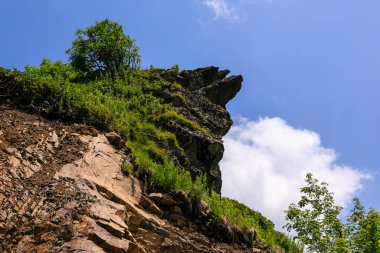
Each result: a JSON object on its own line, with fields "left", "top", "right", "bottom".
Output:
{"left": 200, "top": 0, "right": 240, "bottom": 21}
{"left": 198, "top": 0, "right": 275, "bottom": 21}
{"left": 221, "top": 117, "right": 371, "bottom": 230}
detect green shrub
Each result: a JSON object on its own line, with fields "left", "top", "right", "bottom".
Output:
{"left": 25, "top": 58, "right": 79, "bottom": 81}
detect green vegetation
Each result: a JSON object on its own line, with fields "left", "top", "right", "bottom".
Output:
{"left": 25, "top": 58, "right": 79, "bottom": 81}
{"left": 0, "top": 63, "right": 300, "bottom": 252}
{"left": 285, "top": 173, "right": 380, "bottom": 253}
{"left": 121, "top": 162, "right": 133, "bottom": 176}
{"left": 0, "top": 19, "right": 301, "bottom": 252}
{"left": 0, "top": 65, "right": 299, "bottom": 252}
{"left": 346, "top": 198, "right": 380, "bottom": 253}
{"left": 206, "top": 193, "right": 300, "bottom": 252}
{"left": 285, "top": 173, "right": 347, "bottom": 253}
{"left": 66, "top": 19, "right": 140, "bottom": 81}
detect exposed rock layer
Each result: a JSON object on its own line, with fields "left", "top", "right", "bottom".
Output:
{"left": 0, "top": 108, "right": 267, "bottom": 253}
{"left": 0, "top": 66, "right": 243, "bottom": 194}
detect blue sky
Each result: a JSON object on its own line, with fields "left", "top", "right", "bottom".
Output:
{"left": 1, "top": 0, "right": 379, "bottom": 227}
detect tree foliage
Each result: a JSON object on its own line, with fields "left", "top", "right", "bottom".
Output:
{"left": 346, "top": 198, "right": 366, "bottom": 252}
{"left": 346, "top": 198, "right": 380, "bottom": 253}
{"left": 66, "top": 19, "right": 140, "bottom": 80}
{"left": 286, "top": 174, "right": 380, "bottom": 253}
{"left": 285, "top": 173, "right": 348, "bottom": 253}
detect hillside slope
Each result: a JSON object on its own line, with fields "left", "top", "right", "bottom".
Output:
{"left": 0, "top": 108, "right": 260, "bottom": 252}
{"left": 0, "top": 67, "right": 300, "bottom": 252}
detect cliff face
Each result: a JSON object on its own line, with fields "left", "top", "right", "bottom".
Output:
{"left": 0, "top": 108, "right": 264, "bottom": 253}
{"left": 0, "top": 66, "right": 242, "bottom": 194}
{"left": 0, "top": 67, "right": 293, "bottom": 253}
{"left": 154, "top": 66, "right": 242, "bottom": 193}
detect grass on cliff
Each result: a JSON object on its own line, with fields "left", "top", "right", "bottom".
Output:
{"left": 0, "top": 61, "right": 300, "bottom": 252}
{"left": 205, "top": 193, "right": 300, "bottom": 252}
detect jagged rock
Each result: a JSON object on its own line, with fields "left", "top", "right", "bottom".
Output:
{"left": 88, "top": 218, "right": 130, "bottom": 253}
{"left": 105, "top": 131, "right": 126, "bottom": 150}
{"left": 178, "top": 66, "right": 242, "bottom": 107}
{"left": 0, "top": 66, "right": 275, "bottom": 253}
{"left": 156, "top": 66, "right": 243, "bottom": 193}
{"left": 61, "top": 239, "right": 105, "bottom": 252}
{"left": 201, "top": 75, "right": 243, "bottom": 107}
{"left": 149, "top": 192, "right": 164, "bottom": 203}
{"left": 160, "top": 195, "right": 180, "bottom": 207}
{"left": 207, "top": 217, "right": 258, "bottom": 248}
{"left": 139, "top": 195, "right": 164, "bottom": 216}
{"left": 0, "top": 108, "right": 266, "bottom": 252}
{"left": 197, "top": 200, "right": 211, "bottom": 217}
{"left": 96, "top": 219, "right": 125, "bottom": 239}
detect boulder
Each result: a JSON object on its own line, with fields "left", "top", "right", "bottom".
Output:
{"left": 105, "top": 132, "right": 125, "bottom": 150}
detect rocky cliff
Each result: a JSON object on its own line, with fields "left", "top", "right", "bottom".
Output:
{"left": 0, "top": 108, "right": 258, "bottom": 252}
{"left": 0, "top": 67, "right": 297, "bottom": 253}
{"left": 152, "top": 66, "right": 242, "bottom": 193}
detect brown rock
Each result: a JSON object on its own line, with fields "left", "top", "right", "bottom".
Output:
{"left": 139, "top": 195, "right": 163, "bottom": 216}
{"left": 62, "top": 239, "right": 105, "bottom": 252}
{"left": 160, "top": 195, "right": 179, "bottom": 207}
{"left": 88, "top": 219, "right": 130, "bottom": 253}
{"left": 149, "top": 192, "right": 163, "bottom": 203}
{"left": 172, "top": 205, "right": 182, "bottom": 215}
{"left": 105, "top": 132, "right": 126, "bottom": 150}
{"left": 0, "top": 108, "right": 275, "bottom": 253}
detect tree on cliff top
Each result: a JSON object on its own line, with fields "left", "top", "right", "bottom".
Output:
{"left": 66, "top": 19, "right": 140, "bottom": 81}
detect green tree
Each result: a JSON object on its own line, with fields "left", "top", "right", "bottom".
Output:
{"left": 66, "top": 19, "right": 140, "bottom": 81}
{"left": 346, "top": 199, "right": 380, "bottom": 253}
{"left": 284, "top": 173, "right": 349, "bottom": 253}
{"left": 360, "top": 209, "right": 380, "bottom": 253}
{"left": 346, "top": 198, "right": 366, "bottom": 252}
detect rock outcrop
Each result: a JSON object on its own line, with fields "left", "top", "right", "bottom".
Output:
{"left": 0, "top": 66, "right": 243, "bottom": 194}
{"left": 156, "top": 66, "right": 242, "bottom": 193}
{"left": 0, "top": 107, "right": 268, "bottom": 253}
